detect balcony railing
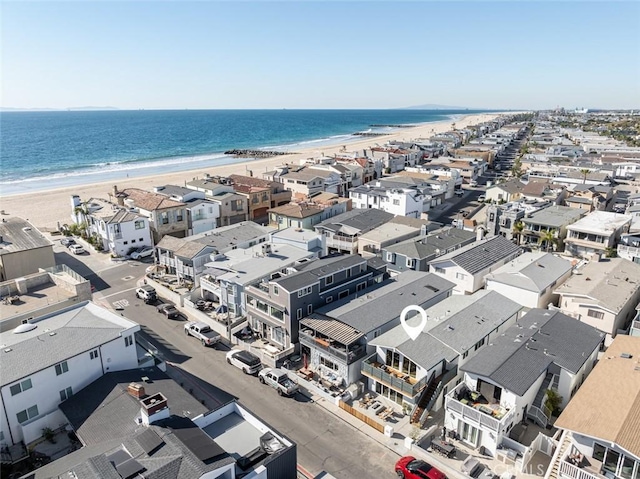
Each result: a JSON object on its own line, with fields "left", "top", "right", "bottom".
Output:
{"left": 618, "top": 244, "right": 640, "bottom": 258}
{"left": 200, "top": 275, "right": 221, "bottom": 293}
{"left": 299, "top": 331, "right": 367, "bottom": 364}
{"left": 361, "top": 354, "right": 429, "bottom": 397}
{"left": 445, "top": 396, "right": 502, "bottom": 432}
{"left": 559, "top": 460, "right": 603, "bottom": 479}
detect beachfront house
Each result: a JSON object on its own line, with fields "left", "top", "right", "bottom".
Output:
{"left": 484, "top": 251, "right": 573, "bottom": 309}
{"left": 151, "top": 185, "right": 221, "bottom": 235}
{"left": 364, "top": 290, "right": 522, "bottom": 423}
{"left": 0, "top": 301, "right": 140, "bottom": 447}
{"left": 227, "top": 174, "right": 292, "bottom": 223}
{"left": 313, "top": 208, "right": 395, "bottom": 255}
{"left": 548, "top": 335, "right": 640, "bottom": 479}
{"left": 0, "top": 217, "right": 55, "bottom": 282}
{"left": 563, "top": 211, "right": 632, "bottom": 258}
{"left": 554, "top": 257, "right": 640, "bottom": 344}
{"left": 428, "top": 235, "right": 523, "bottom": 295}
{"left": 71, "top": 196, "right": 153, "bottom": 257}
{"left": 107, "top": 186, "right": 188, "bottom": 243}
{"left": 349, "top": 182, "right": 425, "bottom": 218}
{"left": 155, "top": 222, "right": 274, "bottom": 287}
{"left": 444, "top": 309, "right": 604, "bottom": 457}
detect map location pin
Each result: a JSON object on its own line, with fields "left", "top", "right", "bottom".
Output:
{"left": 400, "top": 305, "right": 428, "bottom": 341}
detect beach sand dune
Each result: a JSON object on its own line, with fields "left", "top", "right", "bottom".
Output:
{"left": 1, "top": 113, "right": 510, "bottom": 231}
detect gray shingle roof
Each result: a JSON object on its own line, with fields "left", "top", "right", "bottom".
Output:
{"left": 461, "top": 309, "right": 605, "bottom": 396}
{"left": 429, "top": 235, "right": 522, "bottom": 274}
{"left": 315, "top": 208, "right": 394, "bottom": 235}
{"left": 0, "top": 302, "right": 137, "bottom": 387}
{"left": 318, "top": 271, "right": 455, "bottom": 333}
{"left": 273, "top": 254, "right": 366, "bottom": 292}
{"left": 485, "top": 252, "right": 573, "bottom": 293}
{"left": 385, "top": 227, "right": 476, "bottom": 260}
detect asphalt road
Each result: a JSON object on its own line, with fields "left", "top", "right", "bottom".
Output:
{"left": 54, "top": 245, "right": 402, "bottom": 479}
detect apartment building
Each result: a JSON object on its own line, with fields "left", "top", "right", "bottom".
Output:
{"left": 564, "top": 211, "right": 632, "bottom": 258}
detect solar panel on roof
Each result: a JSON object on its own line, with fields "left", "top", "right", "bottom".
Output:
{"left": 135, "top": 428, "right": 164, "bottom": 454}
{"left": 115, "top": 458, "right": 146, "bottom": 479}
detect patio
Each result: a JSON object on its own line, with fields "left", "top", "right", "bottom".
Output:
{"left": 453, "top": 384, "right": 510, "bottom": 421}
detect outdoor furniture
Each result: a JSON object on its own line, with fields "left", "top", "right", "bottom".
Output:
{"left": 431, "top": 439, "right": 456, "bottom": 459}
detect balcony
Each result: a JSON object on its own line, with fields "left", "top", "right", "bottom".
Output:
{"left": 559, "top": 458, "right": 605, "bottom": 479}
{"left": 299, "top": 330, "right": 367, "bottom": 364}
{"left": 327, "top": 234, "right": 357, "bottom": 251}
{"left": 200, "top": 275, "right": 221, "bottom": 294}
{"left": 444, "top": 383, "right": 513, "bottom": 433}
{"left": 617, "top": 244, "right": 640, "bottom": 260}
{"left": 361, "top": 354, "right": 429, "bottom": 397}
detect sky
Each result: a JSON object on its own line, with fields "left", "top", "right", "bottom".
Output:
{"left": 2, "top": 1, "right": 639, "bottom": 110}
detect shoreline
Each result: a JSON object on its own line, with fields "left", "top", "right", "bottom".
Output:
{"left": 1, "top": 112, "right": 516, "bottom": 231}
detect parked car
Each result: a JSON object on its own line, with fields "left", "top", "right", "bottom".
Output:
{"left": 61, "top": 237, "right": 76, "bottom": 247}
{"left": 69, "top": 244, "right": 85, "bottom": 255}
{"left": 258, "top": 368, "right": 298, "bottom": 396}
{"left": 226, "top": 349, "right": 262, "bottom": 375}
{"left": 454, "top": 190, "right": 465, "bottom": 197}
{"left": 478, "top": 195, "right": 486, "bottom": 202}
{"left": 184, "top": 321, "right": 221, "bottom": 347}
{"left": 469, "top": 180, "right": 478, "bottom": 187}
{"left": 461, "top": 456, "right": 482, "bottom": 477}
{"left": 131, "top": 246, "right": 154, "bottom": 260}
{"left": 136, "top": 285, "right": 157, "bottom": 303}
{"left": 395, "top": 457, "right": 447, "bottom": 479}
{"left": 157, "top": 303, "right": 180, "bottom": 319}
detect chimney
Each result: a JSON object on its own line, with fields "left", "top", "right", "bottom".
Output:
{"left": 476, "top": 226, "right": 486, "bottom": 241}
{"left": 113, "top": 185, "right": 118, "bottom": 197}
{"left": 128, "top": 382, "right": 146, "bottom": 399}
{"left": 140, "top": 392, "right": 169, "bottom": 426}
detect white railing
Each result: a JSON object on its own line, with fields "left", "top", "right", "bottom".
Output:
{"left": 445, "top": 396, "right": 501, "bottom": 432}
{"left": 559, "top": 460, "right": 601, "bottom": 479}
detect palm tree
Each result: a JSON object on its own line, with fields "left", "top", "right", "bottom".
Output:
{"left": 580, "top": 169, "right": 590, "bottom": 184}
{"left": 539, "top": 229, "right": 556, "bottom": 252}
{"left": 512, "top": 221, "right": 524, "bottom": 245}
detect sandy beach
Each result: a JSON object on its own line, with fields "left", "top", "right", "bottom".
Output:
{"left": 1, "top": 112, "right": 508, "bottom": 231}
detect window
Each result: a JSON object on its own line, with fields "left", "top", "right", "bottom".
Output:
{"left": 90, "top": 350, "right": 99, "bottom": 360}
{"left": 16, "top": 405, "right": 39, "bottom": 424}
{"left": 326, "top": 296, "right": 333, "bottom": 304}
{"left": 474, "top": 338, "right": 486, "bottom": 351}
{"left": 123, "top": 241, "right": 128, "bottom": 245}
{"left": 297, "top": 308, "right": 303, "bottom": 320}
{"left": 298, "top": 286, "right": 312, "bottom": 298}
{"left": 270, "top": 307, "right": 284, "bottom": 321}
{"left": 273, "top": 286, "right": 279, "bottom": 296}
{"left": 386, "top": 252, "right": 395, "bottom": 262}
{"left": 131, "top": 239, "right": 136, "bottom": 243}
{"left": 308, "top": 304, "right": 313, "bottom": 315}
{"left": 386, "top": 350, "right": 401, "bottom": 369}
{"left": 434, "top": 266, "right": 445, "bottom": 274}
{"left": 462, "top": 351, "right": 469, "bottom": 359}
{"left": 393, "top": 199, "right": 400, "bottom": 206}
{"left": 456, "top": 272, "right": 466, "bottom": 280}
{"left": 406, "top": 258, "right": 416, "bottom": 269}
{"left": 176, "top": 210, "right": 184, "bottom": 222}
{"left": 59, "top": 387, "right": 73, "bottom": 401}
{"left": 135, "top": 220, "right": 145, "bottom": 230}
{"left": 10, "top": 378, "right": 33, "bottom": 396}
{"left": 338, "top": 290, "right": 349, "bottom": 300}
{"left": 587, "top": 309, "right": 605, "bottom": 319}
{"left": 55, "top": 361, "right": 69, "bottom": 376}
{"left": 346, "top": 268, "right": 351, "bottom": 278}
{"left": 271, "top": 327, "right": 284, "bottom": 345}
{"left": 139, "top": 238, "right": 144, "bottom": 242}
{"left": 325, "top": 275, "right": 333, "bottom": 286}
{"left": 161, "top": 212, "right": 169, "bottom": 225}
{"left": 320, "top": 357, "right": 339, "bottom": 371}
{"left": 356, "top": 282, "right": 366, "bottom": 292}
{"left": 593, "top": 443, "right": 606, "bottom": 462}
{"left": 125, "top": 335, "right": 133, "bottom": 347}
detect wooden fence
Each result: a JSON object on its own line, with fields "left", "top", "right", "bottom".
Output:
{"left": 338, "top": 401, "right": 385, "bottom": 433}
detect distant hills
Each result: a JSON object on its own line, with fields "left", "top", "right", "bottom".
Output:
{"left": 1, "top": 106, "right": 119, "bottom": 112}
{"left": 400, "top": 103, "right": 473, "bottom": 110}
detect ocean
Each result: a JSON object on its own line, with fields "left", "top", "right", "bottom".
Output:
{"left": 0, "top": 109, "right": 492, "bottom": 196}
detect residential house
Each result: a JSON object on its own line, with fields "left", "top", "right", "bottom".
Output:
{"left": 268, "top": 193, "right": 351, "bottom": 230}
{"left": 617, "top": 231, "right": 640, "bottom": 263}
{"left": 564, "top": 211, "right": 632, "bottom": 258}
{"left": 564, "top": 184, "right": 612, "bottom": 212}
{"left": 486, "top": 203, "right": 528, "bottom": 241}
{"left": 152, "top": 185, "right": 220, "bottom": 235}
{"left": 108, "top": 186, "right": 188, "bottom": 243}
{"left": 228, "top": 174, "right": 292, "bottom": 223}
{"left": 349, "top": 182, "right": 425, "bottom": 218}
{"left": 357, "top": 219, "right": 427, "bottom": 258}
{"left": 155, "top": 222, "right": 274, "bottom": 286}
{"left": 0, "top": 301, "right": 140, "bottom": 446}
{"left": 365, "top": 146, "right": 421, "bottom": 174}
{"left": 314, "top": 208, "right": 394, "bottom": 254}
{"left": 428, "top": 235, "right": 523, "bottom": 294}
{"left": 382, "top": 227, "right": 477, "bottom": 274}
{"left": 264, "top": 165, "right": 335, "bottom": 197}
{"left": 549, "top": 335, "right": 640, "bottom": 479}
{"left": 244, "top": 255, "right": 382, "bottom": 365}
{"left": 297, "top": 158, "right": 364, "bottom": 195}
{"left": 37, "top": 367, "right": 296, "bottom": 479}
{"left": 302, "top": 271, "right": 455, "bottom": 389}
{"left": 485, "top": 179, "right": 526, "bottom": 204}
{"left": 554, "top": 257, "right": 640, "bottom": 344}
{"left": 364, "top": 291, "right": 522, "bottom": 421}
{"left": 71, "top": 196, "right": 152, "bottom": 257}
{"left": 485, "top": 251, "right": 573, "bottom": 308}
{"left": 444, "top": 309, "right": 604, "bottom": 456}
{"left": 229, "top": 174, "right": 292, "bottom": 208}
{"left": 0, "top": 217, "right": 54, "bottom": 282}
{"left": 520, "top": 205, "right": 587, "bottom": 251}
{"left": 185, "top": 175, "right": 249, "bottom": 226}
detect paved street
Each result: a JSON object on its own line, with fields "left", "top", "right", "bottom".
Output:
{"left": 52, "top": 240, "right": 401, "bottom": 478}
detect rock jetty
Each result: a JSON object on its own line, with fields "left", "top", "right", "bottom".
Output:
{"left": 352, "top": 132, "right": 388, "bottom": 137}
{"left": 224, "top": 149, "right": 294, "bottom": 158}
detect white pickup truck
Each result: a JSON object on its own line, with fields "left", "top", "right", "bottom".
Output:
{"left": 258, "top": 368, "right": 299, "bottom": 396}
{"left": 184, "top": 321, "right": 221, "bottom": 347}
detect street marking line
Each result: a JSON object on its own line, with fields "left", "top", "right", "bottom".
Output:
{"left": 101, "top": 287, "right": 138, "bottom": 299}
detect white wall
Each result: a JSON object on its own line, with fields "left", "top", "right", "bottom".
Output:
{"left": 485, "top": 281, "right": 541, "bottom": 309}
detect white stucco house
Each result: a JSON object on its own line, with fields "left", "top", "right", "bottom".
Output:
{"left": 0, "top": 302, "right": 140, "bottom": 447}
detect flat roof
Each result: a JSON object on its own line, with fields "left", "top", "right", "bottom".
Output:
{"left": 0, "top": 217, "right": 52, "bottom": 255}
{"left": 524, "top": 205, "right": 586, "bottom": 227}
{"left": 555, "top": 336, "right": 640, "bottom": 458}
{"left": 566, "top": 211, "right": 632, "bottom": 234}
{"left": 358, "top": 222, "right": 420, "bottom": 244}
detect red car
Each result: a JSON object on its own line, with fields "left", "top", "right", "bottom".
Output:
{"left": 395, "top": 456, "right": 447, "bottom": 479}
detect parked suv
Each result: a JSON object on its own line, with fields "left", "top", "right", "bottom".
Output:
{"left": 157, "top": 303, "right": 179, "bottom": 319}
{"left": 131, "top": 246, "right": 154, "bottom": 260}
{"left": 226, "top": 349, "right": 262, "bottom": 375}
{"left": 258, "top": 368, "right": 298, "bottom": 396}
{"left": 136, "top": 285, "right": 157, "bottom": 303}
